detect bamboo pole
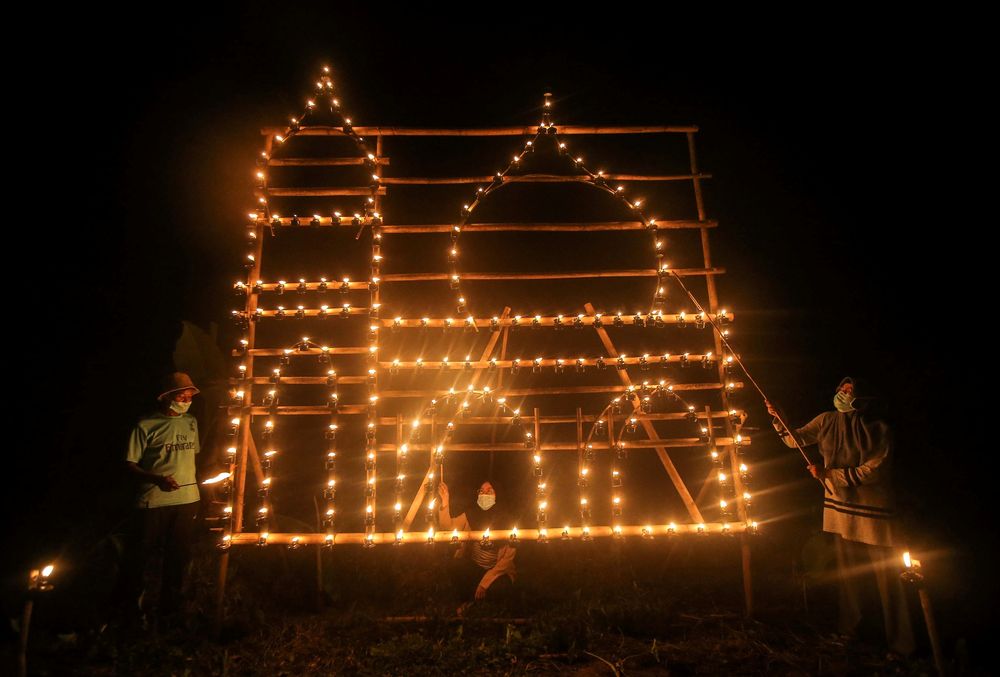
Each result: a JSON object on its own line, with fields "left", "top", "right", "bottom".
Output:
{"left": 233, "top": 376, "right": 366, "bottom": 385}
{"left": 378, "top": 173, "right": 709, "bottom": 185}
{"left": 250, "top": 281, "right": 367, "bottom": 292}
{"left": 237, "top": 348, "right": 369, "bottom": 356}
{"left": 368, "top": 133, "right": 385, "bottom": 542}
{"left": 235, "top": 314, "right": 732, "bottom": 329}
{"left": 260, "top": 187, "right": 387, "bottom": 197}
{"left": 230, "top": 383, "right": 742, "bottom": 417}
{"left": 489, "top": 324, "right": 511, "bottom": 452}
{"left": 215, "top": 135, "right": 270, "bottom": 634}
{"left": 254, "top": 308, "right": 372, "bottom": 318}
{"left": 265, "top": 220, "right": 716, "bottom": 233}
{"left": 239, "top": 405, "right": 368, "bottom": 416}
{"left": 379, "top": 267, "right": 724, "bottom": 282}
{"left": 917, "top": 586, "right": 945, "bottom": 676}
{"left": 375, "top": 314, "right": 732, "bottom": 329}
{"left": 262, "top": 124, "right": 700, "bottom": 137}
{"left": 248, "top": 279, "right": 728, "bottom": 299}
{"left": 375, "top": 383, "right": 738, "bottom": 398}
{"left": 246, "top": 434, "right": 265, "bottom": 487}
{"left": 375, "top": 439, "right": 743, "bottom": 452}
{"left": 231, "top": 522, "right": 742, "bottom": 546}
{"left": 369, "top": 411, "right": 744, "bottom": 426}
{"left": 268, "top": 157, "right": 390, "bottom": 166}
{"left": 374, "top": 355, "right": 716, "bottom": 369}
{"left": 584, "top": 303, "right": 704, "bottom": 524}
{"left": 687, "top": 131, "right": 753, "bottom": 617}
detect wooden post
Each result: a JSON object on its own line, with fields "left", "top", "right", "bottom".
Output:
{"left": 687, "top": 132, "right": 753, "bottom": 617}
{"left": 17, "top": 598, "right": 32, "bottom": 677}
{"left": 575, "top": 408, "right": 583, "bottom": 466}
{"left": 214, "top": 131, "right": 269, "bottom": 632}
{"left": 584, "top": 303, "right": 704, "bottom": 523}
{"left": 917, "top": 586, "right": 945, "bottom": 676}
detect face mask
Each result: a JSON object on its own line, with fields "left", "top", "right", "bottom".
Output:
{"left": 477, "top": 493, "right": 495, "bottom": 510}
{"left": 833, "top": 390, "right": 855, "bottom": 413}
{"left": 169, "top": 400, "right": 192, "bottom": 414}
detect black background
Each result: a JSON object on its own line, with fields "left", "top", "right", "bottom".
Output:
{"left": 9, "top": 4, "right": 989, "bottom": 654}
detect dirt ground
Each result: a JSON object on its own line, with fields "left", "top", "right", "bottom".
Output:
{"left": 10, "top": 530, "right": 969, "bottom": 675}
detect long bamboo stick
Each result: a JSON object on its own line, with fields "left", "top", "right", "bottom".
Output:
{"left": 372, "top": 411, "right": 742, "bottom": 425}
{"left": 268, "top": 157, "right": 390, "bottom": 166}
{"left": 374, "top": 355, "right": 716, "bottom": 369}
{"left": 686, "top": 131, "right": 754, "bottom": 617}
{"left": 229, "top": 522, "right": 740, "bottom": 546}
{"left": 264, "top": 220, "right": 716, "bottom": 232}
{"left": 380, "top": 268, "right": 724, "bottom": 282}
{"left": 261, "top": 187, "right": 388, "bottom": 197}
{"left": 378, "top": 173, "right": 709, "bottom": 185}
{"left": 379, "top": 438, "right": 733, "bottom": 452}
{"left": 375, "top": 314, "right": 732, "bottom": 329}
{"left": 262, "top": 125, "right": 700, "bottom": 137}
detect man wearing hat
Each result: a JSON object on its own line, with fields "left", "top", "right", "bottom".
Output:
{"left": 767, "top": 378, "right": 914, "bottom": 657}
{"left": 119, "top": 372, "right": 202, "bottom": 625}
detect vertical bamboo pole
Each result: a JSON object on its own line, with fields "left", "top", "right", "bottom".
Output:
{"left": 917, "top": 586, "right": 945, "bottom": 676}
{"left": 215, "top": 133, "right": 271, "bottom": 632}
{"left": 537, "top": 408, "right": 545, "bottom": 456}
{"left": 687, "top": 132, "right": 752, "bottom": 616}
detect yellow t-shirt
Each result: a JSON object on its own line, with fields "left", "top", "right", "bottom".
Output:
{"left": 126, "top": 412, "right": 200, "bottom": 508}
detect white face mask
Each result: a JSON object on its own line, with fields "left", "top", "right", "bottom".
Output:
{"left": 477, "top": 493, "right": 495, "bottom": 510}
{"left": 169, "top": 400, "right": 192, "bottom": 414}
{"left": 833, "top": 390, "right": 855, "bottom": 413}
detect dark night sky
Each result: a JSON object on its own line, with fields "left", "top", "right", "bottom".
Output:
{"left": 10, "top": 5, "right": 990, "bottom": 643}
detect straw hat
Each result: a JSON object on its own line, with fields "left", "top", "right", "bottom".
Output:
{"left": 158, "top": 372, "right": 200, "bottom": 401}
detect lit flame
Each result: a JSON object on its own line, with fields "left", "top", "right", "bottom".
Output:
{"left": 203, "top": 472, "right": 232, "bottom": 485}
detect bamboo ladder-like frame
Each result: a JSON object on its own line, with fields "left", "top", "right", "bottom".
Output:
{"left": 214, "top": 98, "right": 757, "bottom": 626}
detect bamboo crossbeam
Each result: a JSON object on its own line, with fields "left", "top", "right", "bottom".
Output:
{"left": 377, "top": 355, "right": 715, "bottom": 370}
{"left": 262, "top": 125, "right": 700, "bottom": 137}
{"left": 382, "top": 220, "right": 716, "bottom": 233}
{"left": 241, "top": 310, "right": 731, "bottom": 326}
{"left": 231, "top": 376, "right": 366, "bottom": 386}
{"left": 267, "top": 157, "right": 390, "bottom": 166}
{"left": 253, "top": 281, "right": 370, "bottom": 292}
{"left": 379, "top": 173, "right": 709, "bottom": 185}
{"left": 229, "top": 522, "right": 743, "bottom": 546}
{"left": 261, "top": 220, "right": 716, "bottom": 232}
{"left": 259, "top": 186, "right": 388, "bottom": 197}
{"left": 266, "top": 217, "right": 380, "bottom": 227}
{"left": 381, "top": 267, "right": 724, "bottom": 282}
{"left": 254, "top": 308, "right": 371, "bottom": 318}
{"left": 240, "top": 405, "right": 368, "bottom": 416}
{"left": 378, "top": 314, "right": 731, "bottom": 329}
{"left": 234, "top": 347, "right": 368, "bottom": 357}
{"left": 376, "top": 411, "right": 744, "bottom": 425}
{"left": 377, "top": 383, "right": 740, "bottom": 398}
{"left": 226, "top": 383, "right": 741, "bottom": 413}
{"left": 380, "top": 438, "right": 745, "bottom": 452}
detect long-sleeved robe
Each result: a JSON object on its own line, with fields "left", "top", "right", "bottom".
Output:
{"left": 775, "top": 410, "right": 899, "bottom": 546}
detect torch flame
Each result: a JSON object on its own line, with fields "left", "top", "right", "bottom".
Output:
{"left": 202, "top": 472, "right": 232, "bottom": 485}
